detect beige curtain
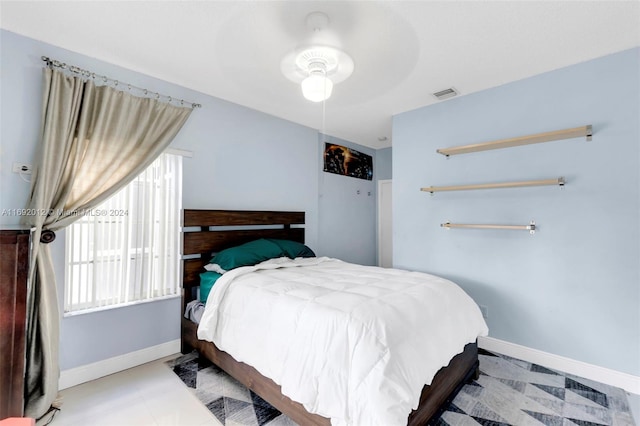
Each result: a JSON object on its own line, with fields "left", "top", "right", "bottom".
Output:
{"left": 22, "top": 68, "right": 192, "bottom": 419}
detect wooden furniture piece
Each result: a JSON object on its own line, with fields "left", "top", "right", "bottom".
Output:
{"left": 0, "top": 228, "right": 31, "bottom": 420}
{"left": 181, "top": 209, "right": 479, "bottom": 425}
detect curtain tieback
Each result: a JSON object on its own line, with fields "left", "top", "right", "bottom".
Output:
{"left": 40, "top": 230, "right": 56, "bottom": 244}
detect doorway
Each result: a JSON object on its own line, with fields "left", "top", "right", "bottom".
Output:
{"left": 377, "top": 179, "right": 392, "bottom": 267}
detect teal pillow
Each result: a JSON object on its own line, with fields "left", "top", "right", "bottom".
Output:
{"left": 209, "top": 238, "right": 285, "bottom": 272}
{"left": 199, "top": 271, "right": 222, "bottom": 302}
{"left": 268, "top": 239, "right": 315, "bottom": 258}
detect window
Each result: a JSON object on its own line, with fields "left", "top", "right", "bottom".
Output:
{"left": 64, "top": 152, "right": 182, "bottom": 313}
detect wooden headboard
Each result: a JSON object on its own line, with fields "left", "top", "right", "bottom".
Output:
{"left": 181, "top": 209, "right": 305, "bottom": 309}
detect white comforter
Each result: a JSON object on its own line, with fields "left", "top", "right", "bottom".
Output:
{"left": 198, "top": 257, "right": 488, "bottom": 425}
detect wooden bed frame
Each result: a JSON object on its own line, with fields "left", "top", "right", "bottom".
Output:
{"left": 181, "top": 209, "right": 479, "bottom": 425}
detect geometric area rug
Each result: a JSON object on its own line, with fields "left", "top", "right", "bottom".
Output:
{"left": 168, "top": 351, "right": 297, "bottom": 426}
{"left": 167, "top": 349, "right": 636, "bottom": 426}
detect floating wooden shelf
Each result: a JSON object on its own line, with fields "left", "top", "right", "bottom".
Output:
{"left": 421, "top": 177, "right": 564, "bottom": 194}
{"left": 436, "top": 125, "right": 592, "bottom": 157}
{"left": 441, "top": 221, "right": 536, "bottom": 234}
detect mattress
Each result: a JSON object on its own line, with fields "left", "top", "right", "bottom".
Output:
{"left": 197, "top": 257, "right": 488, "bottom": 425}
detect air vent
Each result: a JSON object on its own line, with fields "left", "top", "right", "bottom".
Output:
{"left": 432, "top": 87, "right": 458, "bottom": 100}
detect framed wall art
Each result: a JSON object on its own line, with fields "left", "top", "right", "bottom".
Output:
{"left": 323, "top": 143, "right": 373, "bottom": 181}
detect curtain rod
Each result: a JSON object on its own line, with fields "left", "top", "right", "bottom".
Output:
{"left": 41, "top": 56, "right": 202, "bottom": 109}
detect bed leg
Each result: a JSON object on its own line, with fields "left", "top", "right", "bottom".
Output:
{"left": 472, "top": 362, "right": 480, "bottom": 381}
{"left": 181, "top": 339, "right": 193, "bottom": 355}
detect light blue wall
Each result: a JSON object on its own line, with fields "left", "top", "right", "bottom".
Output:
{"left": 1, "top": 30, "right": 354, "bottom": 370}
{"left": 393, "top": 48, "right": 640, "bottom": 376}
{"left": 317, "top": 134, "right": 377, "bottom": 266}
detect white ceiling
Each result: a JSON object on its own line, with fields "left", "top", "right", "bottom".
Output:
{"left": 1, "top": 1, "right": 638, "bottom": 149}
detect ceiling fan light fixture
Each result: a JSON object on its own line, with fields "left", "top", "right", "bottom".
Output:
{"left": 301, "top": 72, "right": 333, "bottom": 102}
{"left": 290, "top": 47, "right": 350, "bottom": 102}
{"left": 280, "top": 12, "right": 354, "bottom": 102}
{"left": 301, "top": 60, "right": 333, "bottom": 102}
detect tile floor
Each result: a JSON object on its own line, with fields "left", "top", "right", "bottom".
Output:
{"left": 48, "top": 355, "right": 639, "bottom": 426}
{"left": 48, "top": 355, "right": 221, "bottom": 426}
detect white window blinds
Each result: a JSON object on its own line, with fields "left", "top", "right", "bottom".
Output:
{"left": 64, "top": 152, "right": 182, "bottom": 313}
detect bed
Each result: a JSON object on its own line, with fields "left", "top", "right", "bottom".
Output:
{"left": 181, "top": 209, "right": 487, "bottom": 425}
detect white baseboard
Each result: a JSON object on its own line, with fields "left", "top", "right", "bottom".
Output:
{"left": 58, "top": 337, "right": 639, "bottom": 396}
{"left": 59, "top": 339, "right": 181, "bottom": 390}
{"left": 479, "top": 336, "right": 640, "bottom": 395}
